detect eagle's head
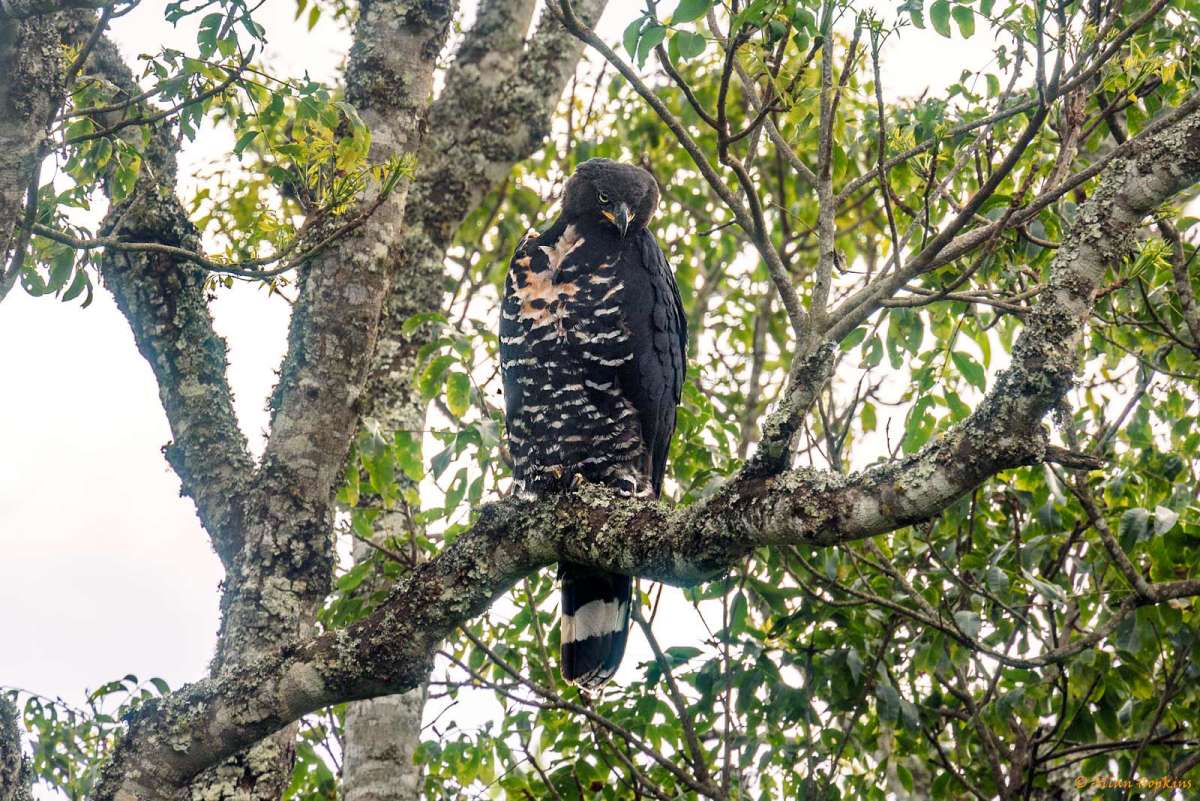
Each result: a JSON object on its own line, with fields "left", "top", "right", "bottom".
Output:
{"left": 562, "top": 158, "right": 659, "bottom": 238}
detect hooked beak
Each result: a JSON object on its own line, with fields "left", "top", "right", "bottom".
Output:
{"left": 602, "top": 202, "right": 632, "bottom": 238}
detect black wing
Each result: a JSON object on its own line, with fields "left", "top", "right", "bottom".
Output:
{"left": 499, "top": 235, "right": 537, "bottom": 476}
{"left": 617, "top": 228, "right": 687, "bottom": 495}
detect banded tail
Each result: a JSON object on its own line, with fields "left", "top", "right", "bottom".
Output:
{"left": 559, "top": 563, "right": 631, "bottom": 689}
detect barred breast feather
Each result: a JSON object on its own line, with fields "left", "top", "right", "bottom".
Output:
{"left": 499, "top": 216, "right": 686, "bottom": 689}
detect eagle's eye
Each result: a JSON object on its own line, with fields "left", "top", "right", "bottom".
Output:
{"left": 597, "top": 192, "right": 609, "bottom": 204}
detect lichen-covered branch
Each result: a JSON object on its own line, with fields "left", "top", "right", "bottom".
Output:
{"left": 65, "top": 25, "right": 258, "bottom": 569}
{"left": 189, "top": 2, "right": 454, "bottom": 798}
{"left": 91, "top": 480, "right": 1200, "bottom": 801}
{"left": 0, "top": 698, "right": 32, "bottom": 801}
{"left": 741, "top": 343, "right": 835, "bottom": 477}
{"left": 0, "top": 13, "right": 61, "bottom": 302}
{"left": 0, "top": 0, "right": 114, "bottom": 18}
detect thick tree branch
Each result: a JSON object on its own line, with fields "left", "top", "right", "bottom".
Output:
{"left": 65, "top": 25, "right": 258, "bottom": 569}
{"left": 0, "top": 0, "right": 122, "bottom": 18}
{"left": 0, "top": 12, "right": 61, "bottom": 301}
{"left": 94, "top": 468, "right": 1200, "bottom": 801}
{"left": 741, "top": 343, "right": 835, "bottom": 477}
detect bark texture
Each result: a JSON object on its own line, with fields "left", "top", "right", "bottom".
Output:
{"left": 195, "top": 2, "right": 454, "bottom": 798}
{"left": 91, "top": 103, "right": 1200, "bottom": 801}
{"left": 342, "top": 689, "right": 428, "bottom": 801}
{"left": 0, "top": 698, "right": 32, "bottom": 801}
{"left": 0, "top": 12, "right": 61, "bottom": 300}
{"left": 340, "top": 536, "right": 429, "bottom": 801}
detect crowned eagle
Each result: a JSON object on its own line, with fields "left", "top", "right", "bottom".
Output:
{"left": 499, "top": 159, "right": 687, "bottom": 688}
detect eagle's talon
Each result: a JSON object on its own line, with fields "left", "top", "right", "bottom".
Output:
{"left": 571, "top": 472, "right": 586, "bottom": 489}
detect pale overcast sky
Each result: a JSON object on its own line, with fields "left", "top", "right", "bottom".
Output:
{"left": 0, "top": 0, "right": 992, "bottom": 736}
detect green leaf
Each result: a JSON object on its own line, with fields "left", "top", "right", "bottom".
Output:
{"left": 197, "top": 12, "right": 222, "bottom": 55}
{"left": 233, "top": 130, "right": 258, "bottom": 156}
{"left": 623, "top": 17, "right": 645, "bottom": 59}
{"left": 671, "top": 0, "right": 711, "bottom": 24}
{"left": 1114, "top": 612, "right": 1143, "bottom": 654}
{"left": 1118, "top": 508, "right": 1150, "bottom": 546}
{"left": 94, "top": 138, "right": 113, "bottom": 169}
{"left": 986, "top": 566, "right": 1009, "bottom": 595}
{"left": 729, "top": 591, "right": 748, "bottom": 635}
{"left": 861, "top": 401, "right": 876, "bottom": 431}
{"left": 446, "top": 372, "right": 471, "bottom": 419}
{"left": 929, "top": 0, "right": 952, "bottom": 37}
{"left": 791, "top": 7, "right": 816, "bottom": 33}
{"left": 875, "top": 682, "right": 900, "bottom": 725}
{"left": 430, "top": 444, "right": 453, "bottom": 480}
{"left": 394, "top": 431, "right": 424, "bottom": 483}
{"left": 864, "top": 335, "right": 883, "bottom": 368}
{"left": 48, "top": 248, "right": 74, "bottom": 294}
{"left": 840, "top": 326, "right": 867, "bottom": 351}
{"left": 401, "top": 311, "right": 447, "bottom": 336}
{"left": 61, "top": 268, "right": 89, "bottom": 303}
{"left": 954, "top": 610, "right": 981, "bottom": 640}
{"left": 672, "top": 31, "right": 707, "bottom": 60}
{"left": 418, "top": 354, "right": 455, "bottom": 398}
{"left": 1024, "top": 570, "right": 1068, "bottom": 605}
{"left": 445, "top": 467, "right": 468, "bottom": 510}
{"left": 846, "top": 648, "right": 864, "bottom": 682}
{"left": 951, "top": 351, "right": 986, "bottom": 390}
{"left": 664, "top": 645, "right": 702, "bottom": 663}
{"left": 951, "top": 5, "right": 975, "bottom": 37}
{"left": 636, "top": 24, "right": 667, "bottom": 67}
{"left": 1152, "top": 505, "right": 1179, "bottom": 535}
{"left": 900, "top": 699, "right": 921, "bottom": 729}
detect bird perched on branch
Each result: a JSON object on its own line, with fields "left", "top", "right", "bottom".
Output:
{"left": 499, "top": 159, "right": 687, "bottom": 689}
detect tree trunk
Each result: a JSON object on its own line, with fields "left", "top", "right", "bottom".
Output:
{"left": 0, "top": 697, "right": 33, "bottom": 801}
{"left": 0, "top": 12, "right": 61, "bottom": 301}
{"left": 186, "top": 1, "right": 454, "bottom": 797}
{"left": 341, "top": 541, "right": 428, "bottom": 801}
{"left": 343, "top": 689, "right": 428, "bottom": 801}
